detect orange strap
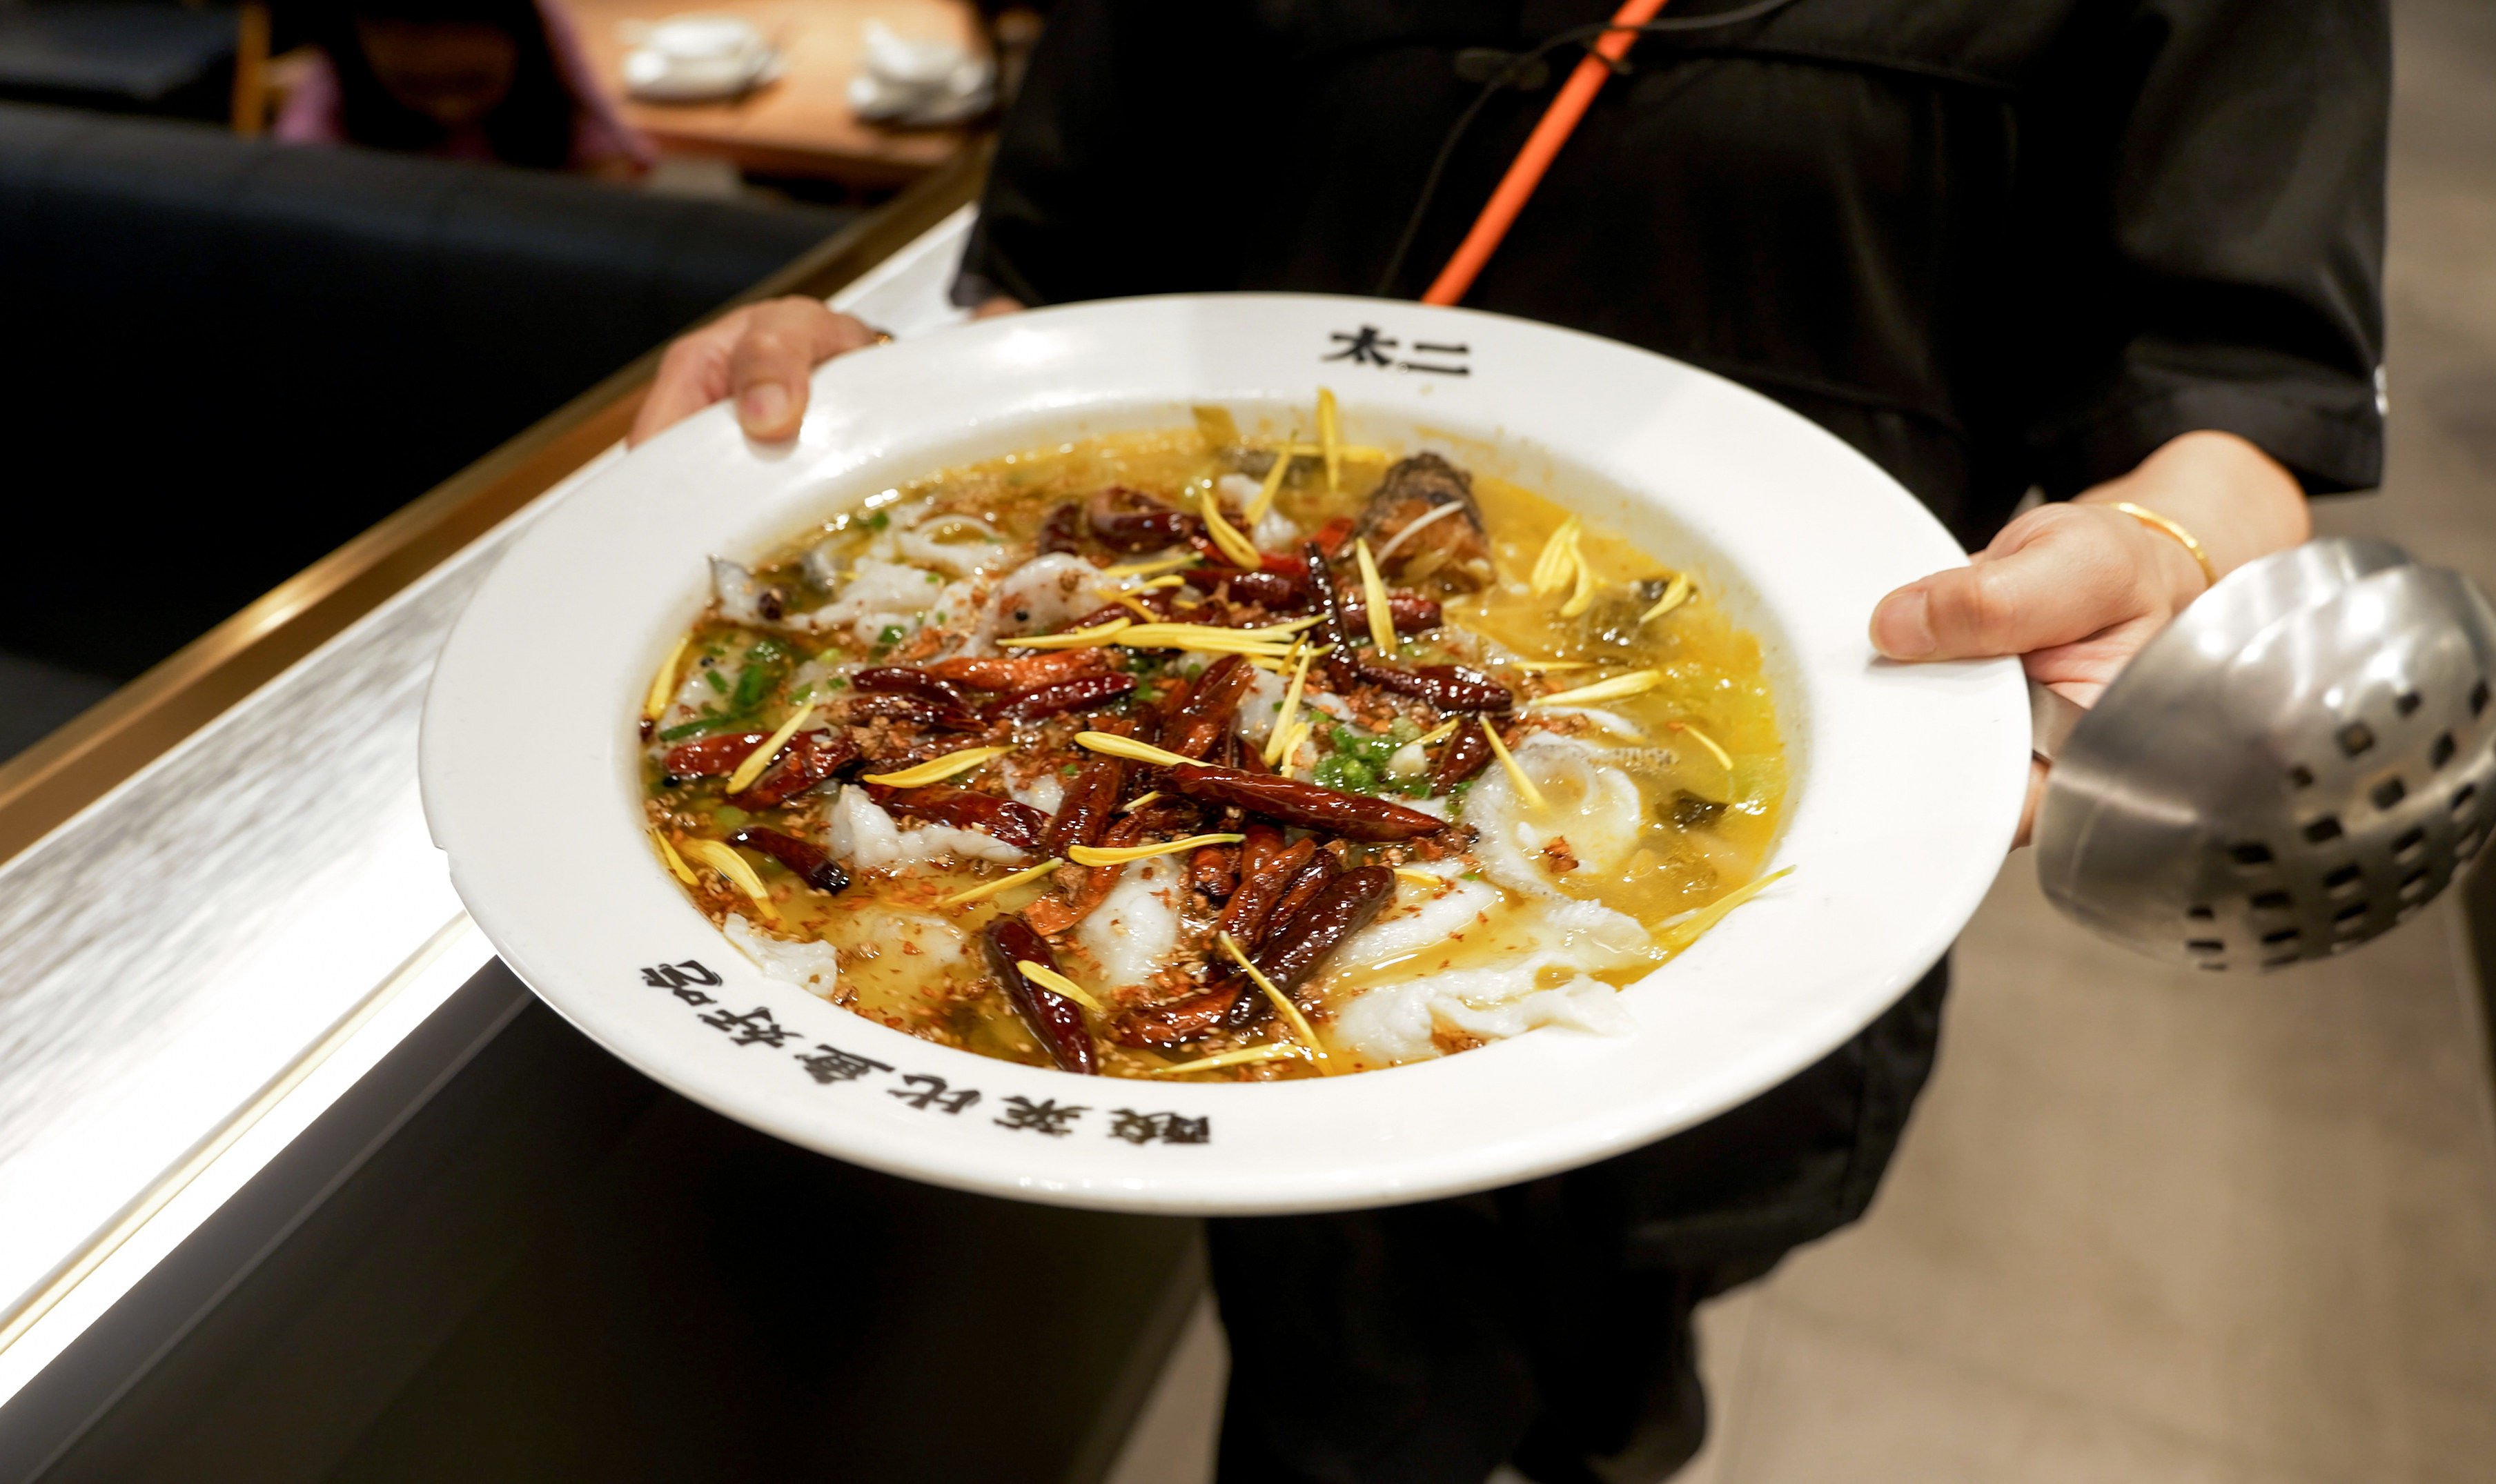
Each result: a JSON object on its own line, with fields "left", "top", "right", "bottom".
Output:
{"left": 1421, "top": 0, "right": 1671, "bottom": 307}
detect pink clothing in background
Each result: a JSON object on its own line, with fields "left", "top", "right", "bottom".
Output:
{"left": 275, "top": 0, "right": 655, "bottom": 172}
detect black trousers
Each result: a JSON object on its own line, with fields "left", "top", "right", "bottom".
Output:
{"left": 1206, "top": 960, "right": 1951, "bottom": 1484}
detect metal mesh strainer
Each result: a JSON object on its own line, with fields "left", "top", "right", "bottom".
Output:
{"left": 2033, "top": 537, "right": 2496, "bottom": 969}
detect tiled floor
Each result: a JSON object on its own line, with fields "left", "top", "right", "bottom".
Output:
{"left": 1671, "top": 871, "right": 2496, "bottom": 1484}
{"left": 1101, "top": 0, "right": 2496, "bottom": 1479}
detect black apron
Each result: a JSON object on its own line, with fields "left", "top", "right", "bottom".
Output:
{"left": 956, "top": 3, "right": 2386, "bottom": 1476}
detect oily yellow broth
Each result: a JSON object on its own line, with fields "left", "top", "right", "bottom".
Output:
{"left": 643, "top": 424, "right": 1785, "bottom": 1078}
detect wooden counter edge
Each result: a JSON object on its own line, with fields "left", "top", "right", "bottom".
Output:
{"left": 0, "top": 138, "right": 991, "bottom": 867}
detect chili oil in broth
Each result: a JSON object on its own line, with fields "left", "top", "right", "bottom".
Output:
{"left": 641, "top": 419, "right": 1785, "bottom": 1080}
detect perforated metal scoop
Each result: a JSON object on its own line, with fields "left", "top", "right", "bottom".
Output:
{"left": 2034, "top": 538, "right": 2496, "bottom": 970}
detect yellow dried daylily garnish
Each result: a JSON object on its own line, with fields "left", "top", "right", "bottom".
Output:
{"left": 937, "top": 858, "right": 1061, "bottom": 907}
{"left": 1391, "top": 867, "right": 1444, "bottom": 887}
{"left": 1529, "top": 515, "right": 1582, "bottom": 595}
{"left": 1067, "top": 831, "right": 1246, "bottom": 867}
{"left": 1276, "top": 442, "right": 1388, "bottom": 462}
{"left": 1559, "top": 546, "right": 1601, "bottom": 618}
{"left": 642, "top": 633, "right": 692, "bottom": 722}
{"left": 1114, "top": 623, "right": 1297, "bottom": 657}
{"left": 1274, "top": 718, "right": 1313, "bottom": 770}
{"left": 1015, "top": 960, "right": 1106, "bottom": 1014}
{"left": 1264, "top": 646, "right": 1317, "bottom": 766}
{"left": 1219, "top": 931, "right": 1330, "bottom": 1073}
{"left": 1480, "top": 718, "right": 1546, "bottom": 809}
{"left": 1500, "top": 658, "right": 1598, "bottom": 672}
{"left": 1074, "top": 732, "right": 1194, "bottom": 769}
{"left": 1101, "top": 552, "right": 1201, "bottom": 579}
{"left": 1192, "top": 404, "right": 1241, "bottom": 450}
{"left": 997, "top": 617, "right": 1132, "bottom": 649}
{"left": 1200, "top": 486, "right": 1261, "bottom": 567}
{"left": 1316, "top": 386, "right": 1342, "bottom": 492}
{"left": 1414, "top": 717, "right": 1462, "bottom": 746}
{"left": 724, "top": 701, "right": 818, "bottom": 794}
{"left": 649, "top": 829, "right": 696, "bottom": 886}
{"left": 1149, "top": 1043, "right": 1311, "bottom": 1076}
{"left": 1118, "top": 790, "right": 1163, "bottom": 813}
{"left": 1658, "top": 867, "right": 1794, "bottom": 956}
{"left": 1526, "top": 669, "right": 1665, "bottom": 709}
{"left": 1248, "top": 443, "right": 1293, "bottom": 524}
{"left": 1640, "top": 573, "right": 1694, "bottom": 623}
{"left": 861, "top": 745, "right": 1009, "bottom": 788}
{"left": 1110, "top": 593, "right": 1159, "bottom": 622}
{"left": 1355, "top": 537, "right": 1397, "bottom": 654}
{"left": 678, "top": 838, "right": 775, "bottom": 918}
{"left": 1097, "top": 575, "right": 1186, "bottom": 596}
{"left": 1670, "top": 719, "right": 1735, "bottom": 774}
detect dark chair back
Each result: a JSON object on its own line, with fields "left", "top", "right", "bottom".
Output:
{"left": 0, "top": 102, "right": 852, "bottom": 675}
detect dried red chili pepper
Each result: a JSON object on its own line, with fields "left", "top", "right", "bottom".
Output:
{"left": 1261, "top": 864, "right": 1395, "bottom": 991}
{"left": 729, "top": 731, "right": 859, "bottom": 808}
{"left": 983, "top": 917, "right": 1097, "bottom": 1074}
{"left": 1130, "top": 695, "right": 1169, "bottom": 750}
{"left": 1166, "top": 763, "right": 1444, "bottom": 842}
{"left": 1041, "top": 755, "right": 1124, "bottom": 857}
{"left": 1342, "top": 592, "right": 1444, "bottom": 635}
{"left": 979, "top": 671, "right": 1138, "bottom": 724}
{"left": 1221, "top": 569, "right": 1306, "bottom": 609}
{"left": 662, "top": 730, "right": 771, "bottom": 778}
{"left": 1112, "top": 983, "right": 1246, "bottom": 1047}
{"left": 1308, "top": 515, "right": 1357, "bottom": 557}
{"left": 865, "top": 783, "right": 1048, "bottom": 852}
{"left": 1306, "top": 541, "right": 1364, "bottom": 691}
{"left": 1259, "top": 851, "right": 1340, "bottom": 949}
{"left": 1087, "top": 486, "right": 1199, "bottom": 552}
{"left": 1308, "top": 547, "right": 1491, "bottom": 708}
{"left": 1212, "top": 824, "right": 1295, "bottom": 947}
{"left": 1190, "top": 843, "right": 1239, "bottom": 902}
{"left": 1211, "top": 517, "right": 1359, "bottom": 585}
{"left": 922, "top": 648, "right": 1112, "bottom": 690}
{"left": 1037, "top": 502, "right": 1085, "bottom": 555}
{"left": 1350, "top": 660, "right": 1514, "bottom": 713}
{"left": 727, "top": 827, "right": 850, "bottom": 893}
{"left": 1224, "top": 865, "right": 1395, "bottom": 1031}
{"left": 1159, "top": 653, "right": 1255, "bottom": 760}
{"left": 1431, "top": 724, "right": 1495, "bottom": 790}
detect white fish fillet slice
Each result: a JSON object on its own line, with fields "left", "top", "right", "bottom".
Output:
{"left": 721, "top": 914, "right": 841, "bottom": 998}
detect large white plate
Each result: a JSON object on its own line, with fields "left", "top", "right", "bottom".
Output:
{"left": 420, "top": 293, "right": 2027, "bottom": 1214}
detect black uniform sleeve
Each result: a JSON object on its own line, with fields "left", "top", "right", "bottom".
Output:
{"left": 2021, "top": 0, "right": 2387, "bottom": 497}
{"left": 953, "top": 0, "right": 1269, "bottom": 308}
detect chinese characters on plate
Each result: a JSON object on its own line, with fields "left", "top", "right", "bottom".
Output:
{"left": 637, "top": 960, "right": 1212, "bottom": 1146}
{"left": 1324, "top": 325, "right": 1471, "bottom": 376}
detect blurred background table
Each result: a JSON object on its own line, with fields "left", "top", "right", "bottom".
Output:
{"left": 567, "top": 0, "right": 981, "bottom": 188}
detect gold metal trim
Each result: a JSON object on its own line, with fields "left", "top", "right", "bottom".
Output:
{"left": 0, "top": 139, "right": 992, "bottom": 867}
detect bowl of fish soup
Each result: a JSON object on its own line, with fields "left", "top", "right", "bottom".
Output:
{"left": 421, "top": 293, "right": 2028, "bottom": 1213}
